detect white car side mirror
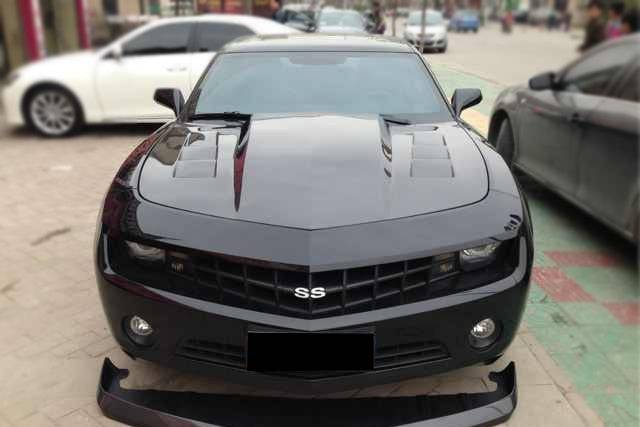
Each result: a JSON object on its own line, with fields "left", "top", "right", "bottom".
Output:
{"left": 109, "top": 44, "right": 123, "bottom": 61}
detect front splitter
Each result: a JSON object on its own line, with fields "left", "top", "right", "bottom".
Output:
{"left": 97, "top": 358, "right": 517, "bottom": 427}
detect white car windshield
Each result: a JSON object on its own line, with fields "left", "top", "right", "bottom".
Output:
{"left": 189, "top": 52, "right": 451, "bottom": 121}
{"left": 407, "top": 11, "right": 443, "bottom": 26}
{"left": 319, "top": 11, "right": 364, "bottom": 29}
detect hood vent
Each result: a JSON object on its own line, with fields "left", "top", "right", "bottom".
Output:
{"left": 173, "top": 133, "right": 237, "bottom": 179}
{"left": 410, "top": 132, "right": 454, "bottom": 178}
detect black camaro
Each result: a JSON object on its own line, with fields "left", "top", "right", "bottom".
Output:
{"left": 95, "top": 34, "right": 533, "bottom": 427}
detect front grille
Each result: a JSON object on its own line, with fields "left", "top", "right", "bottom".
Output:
{"left": 375, "top": 341, "right": 448, "bottom": 369}
{"left": 177, "top": 338, "right": 245, "bottom": 368}
{"left": 192, "top": 256, "right": 442, "bottom": 319}
{"left": 108, "top": 237, "right": 516, "bottom": 320}
{"left": 176, "top": 337, "right": 449, "bottom": 372}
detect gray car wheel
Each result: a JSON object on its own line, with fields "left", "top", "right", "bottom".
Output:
{"left": 26, "top": 87, "right": 82, "bottom": 137}
{"left": 495, "top": 119, "right": 515, "bottom": 167}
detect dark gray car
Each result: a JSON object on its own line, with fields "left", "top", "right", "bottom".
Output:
{"left": 489, "top": 34, "right": 639, "bottom": 242}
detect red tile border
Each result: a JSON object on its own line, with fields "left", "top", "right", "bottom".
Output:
{"left": 532, "top": 267, "right": 595, "bottom": 302}
{"left": 602, "top": 302, "right": 640, "bottom": 326}
{"left": 545, "top": 251, "right": 621, "bottom": 267}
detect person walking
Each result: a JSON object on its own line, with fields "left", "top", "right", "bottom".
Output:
{"left": 621, "top": 8, "right": 639, "bottom": 34}
{"left": 371, "top": 1, "right": 386, "bottom": 34}
{"left": 579, "top": 0, "right": 606, "bottom": 52}
{"left": 606, "top": 1, "right": 625, "bottom": 39}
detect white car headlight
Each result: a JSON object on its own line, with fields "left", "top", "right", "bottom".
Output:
{"left": 126, "top": 241, "right": 165, "bottom": 262}
{"left": 459, "top": 242, "right": 501, "bottom": 270}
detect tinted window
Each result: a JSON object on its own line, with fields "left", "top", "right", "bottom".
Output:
{"left": 195, "top": 23, "right": 254, "bottom": 53}
{"left": 614, "top": 64, "right": 639, "bottom": 102}
{"left": 563, "top": 44, "right": 636, "bottom": 96}
{"left": 191, "top": 52, "right": 451, "bottom": 121}
{"left": 123, "top": 23, "right": 192, "bottom": 56}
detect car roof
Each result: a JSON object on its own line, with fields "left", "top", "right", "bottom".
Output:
{"left": 147, "top": 14, "right": 297, "bottom": 33}
{"left": 221, "top": 33, "right": 415, "bottom": 53}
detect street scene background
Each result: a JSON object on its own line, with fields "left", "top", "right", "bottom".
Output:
{"left": 0, "top": 1, "right": 638, "bottom": 427}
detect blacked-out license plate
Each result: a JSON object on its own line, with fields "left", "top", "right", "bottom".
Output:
{"left": 247, "top": 332, "right": 374, "bottom": 372}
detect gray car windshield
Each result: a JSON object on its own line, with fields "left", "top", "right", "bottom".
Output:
{"left": 319, "top": 11, "right": 363, "bottom": 28}
{"left": 191, "top": 52, "right": 451, "bottom": 121}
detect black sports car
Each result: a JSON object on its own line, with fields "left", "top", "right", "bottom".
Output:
{"left": 95, "top": 35, "right": 533, "bottom": 426}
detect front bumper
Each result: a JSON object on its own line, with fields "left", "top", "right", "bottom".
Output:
{"left": 98, "top": 357, "right": 517, "bottom": 427}
{"left": 1, "top": 82, "right": 26, "bottom": 127}
{"left": 96, "top": 235, "right": 530, "bottom": 394}
{"left": 405, "top": 36, "right": 447, "bottom": 47}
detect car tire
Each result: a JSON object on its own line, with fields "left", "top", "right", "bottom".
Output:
{"left": 25, "top": 86, "right": 84, "bottom": 137}
{"left": 439, "top": 45, "right": 447, "bottom": 53}
{"left": 495, "top": 118, "right": 515, "bottom": 167}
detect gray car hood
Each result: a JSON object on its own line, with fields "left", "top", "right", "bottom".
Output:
{"left": 138, "top": 114, "right": 488, "bottom": 230}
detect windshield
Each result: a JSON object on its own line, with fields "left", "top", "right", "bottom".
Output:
{"left": 319, "top": 11, "right": 364, "bottom": 28}
{"left": 189, "top": 52, "right": 451, "bottom": 121}
{"left": 407, "top": 11, "right": 443, "bottom": 26}
{"left": 456, "top": 10, "right": 477, "bottom": 18}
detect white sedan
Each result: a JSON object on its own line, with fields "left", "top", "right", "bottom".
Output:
{"left": 2, "top": 15, "right": 295, "bottom": 136}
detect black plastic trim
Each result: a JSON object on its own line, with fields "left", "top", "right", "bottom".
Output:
{"left": 97, "top": 358, "right": 517, "bottom": 427}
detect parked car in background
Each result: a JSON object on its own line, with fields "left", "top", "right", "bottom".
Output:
{"left": 404, "top": 10, "right": 448, "bottom": 53}
{"left": 489, "top": 35, "right": 639, "bottom": 242}
{"left": 449, "top": 9, "right": 480, "bottom": 32}
{"left": 1, "top": 15, "right": 296, "bottom": 137}
{"left": 527, "top": 7, "right": 559, "bottom": 27}
{"left": 316, "top": 8, "right": 368, "bottom": 34}
{"left": 279, "top": 8, "right": 317, "bottom": 32}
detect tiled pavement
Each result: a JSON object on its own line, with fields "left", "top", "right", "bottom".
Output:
{"left": 0, "top": 65, "right": 636, "bottom": 426}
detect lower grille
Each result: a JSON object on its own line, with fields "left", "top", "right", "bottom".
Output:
{"left": 374, "top": 341, "right": 449, "bottom": 369}
{"left": 176, "top": 338, "right": 449, "bottom": 372}
{"left": 177, "top": 339, "right": 245, "bottom": 369}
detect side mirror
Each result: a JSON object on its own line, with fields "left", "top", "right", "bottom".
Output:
{"left": 153, "top": 88, "right": 185, "bottom": 117}
{"left": 529, "top": 71, "right": 557, "bottom": 91}
{"left": 451, "top": 88, "right": 482, "bottom": 117}
{"left": 110, "top": 44, "right": 123, "bottom": 61}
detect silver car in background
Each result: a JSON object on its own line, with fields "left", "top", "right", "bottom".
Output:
{"left": 404, "top": 10, "right": 448, "bottom": 53}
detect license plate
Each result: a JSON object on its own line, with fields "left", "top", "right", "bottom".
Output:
{"left": 247, "top": 331, "right": 374, "bottom": 372}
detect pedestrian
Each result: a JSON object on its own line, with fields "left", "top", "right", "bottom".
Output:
{"left": 579, "top": 0, "right": 606, "bottom": 52}
{"left": 371, "top": 1, "right": 386, "bottom": 34}
{"left": 621, "top": 8, "right": 639, "bottom": 34}
{"left": 606, "top": 1, "right": 625, "bottom": 39}
{"left": 272, "top": 0, "right": 286, "bottom": 23}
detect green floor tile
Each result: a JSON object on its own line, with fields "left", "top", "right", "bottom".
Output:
{"left": 561, "top": 302, "right": 622, "bottom": 326}
{"left": 607, "top": 351, "right": 640, "bottom": 385}
{"left": 580, "top": 326, "right": 640, "bottom": 355}
{"left": 530, "top": 325, "right": 592, "bottom": 354}
{"left": 527, "top": 284, "right": 549, "bottom": 304}
{"left": 565, "top": 267, "right": 639, "bottom": 303}
{"left": 583, "top": 391, "right": 640, "bottom": 425}
{"left": 523, "top": 301, "right": 576, "bottom": 328}
{"left": 553, "top": 351, "right": 630, "bottom": 394}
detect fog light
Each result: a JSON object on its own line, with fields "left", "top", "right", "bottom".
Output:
{"left": 129, "top": 316, "right": 153, "bottom": 336}
{"left": 125, "top": 315, "right": 155, "bottom": 347}
{"left": 469, "top": 318, "right": 499, "bottom": 349}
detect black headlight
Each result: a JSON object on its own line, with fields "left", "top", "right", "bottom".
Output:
{"left": 459, "top": 242, "right": 501, "bottom": 271}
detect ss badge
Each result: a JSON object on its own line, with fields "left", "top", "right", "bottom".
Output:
{"left": 293, "top": 287, "right": 326, "bottom": 299}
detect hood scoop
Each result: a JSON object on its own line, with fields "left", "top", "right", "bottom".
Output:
{"left": 410, "top": 131, "right": 454, "bottom": 178}
{"left": 173, "top": 132, "right": 238, "bottom": 179}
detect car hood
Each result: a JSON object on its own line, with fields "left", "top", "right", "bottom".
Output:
{"left": 138, "top": 114, "right": 488, "bottom": 230}
{"left": 17, "top": 51, "right": 97, "bottom": 76}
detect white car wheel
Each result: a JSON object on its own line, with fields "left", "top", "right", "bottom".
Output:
{"left": 28, "top": 88, "right": 81, "bottom": 137}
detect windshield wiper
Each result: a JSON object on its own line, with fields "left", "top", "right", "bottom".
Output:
{"left": 380, "top": 114, "right": 413, "bottom": 126}
{"left": 189, "top": 111, "right": 251, "bottom": 122}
